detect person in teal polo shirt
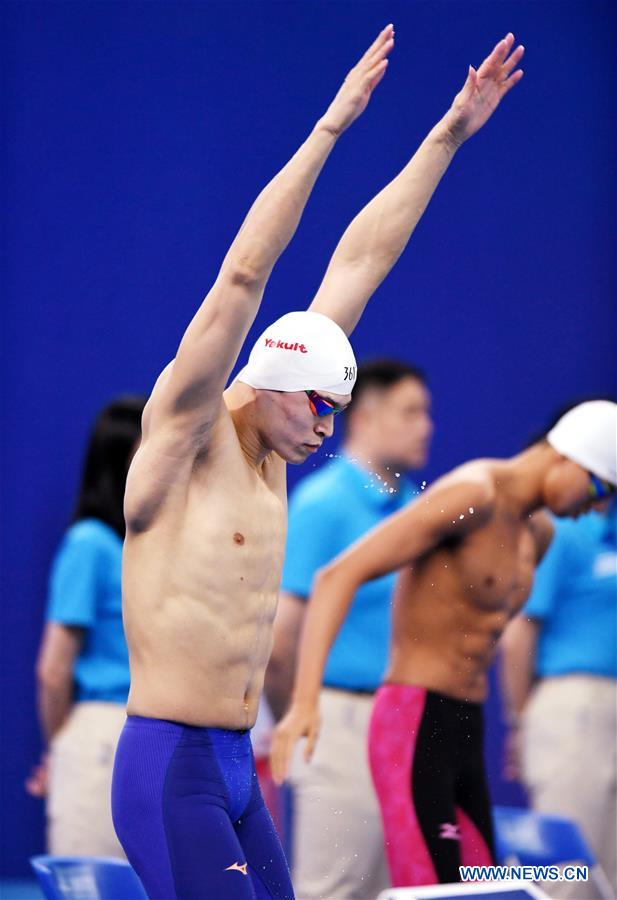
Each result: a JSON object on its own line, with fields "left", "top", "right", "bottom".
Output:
{"left": 29, "top": 396, "right": 145, "bottom": 856}
{"left": 502, "top": 498, "right": 617, "bottom": 899}
{"left": 265, "top": 358, "right": 432, "bottom": 900}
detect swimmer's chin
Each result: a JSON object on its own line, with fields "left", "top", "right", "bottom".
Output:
{"left": 280, "top": 443, "right": 322, "bottom": 465}
{"left": 547, "top": 496, "right": 593, "bottom": 519}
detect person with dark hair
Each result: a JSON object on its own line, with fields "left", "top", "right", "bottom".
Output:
{"left": 264, "top": 357, "right": 432, "bottom": 899}
{"left": 29, "top": 396, "right": 145, "bottom": 856}
{"left": 272, "top": 401, "right": 617, "bottom": 889}
{"left": 109, "top": 27, "right": 524, "bottom": 899}
{"left": 71, "top": 397, "right": 147, "bottom": 537}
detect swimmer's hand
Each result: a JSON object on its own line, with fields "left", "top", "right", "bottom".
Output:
{"left": 319, "top": 25, "right": 394, "bottom": 136}
{"left": 269, "top": 702, "right": 321, "bottom": 785}
{"left": 444, "top": 33, "right": 524, "bottom": 147}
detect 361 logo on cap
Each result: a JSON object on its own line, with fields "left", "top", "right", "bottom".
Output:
{"left": 264, "top": 338, "right": 308, "bottom": 353}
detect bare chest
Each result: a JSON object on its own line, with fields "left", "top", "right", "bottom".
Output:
{"left": 174, "top": 461, "right": 287, "bottom": 597}
{"left": 124, "top": 436, "right": 288, "bottom": 615}
{"left": 447, "top": 517, "right": 537, "bottom": 615}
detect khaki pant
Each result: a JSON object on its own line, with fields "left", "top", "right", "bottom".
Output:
{"left": 47, "top": 702, "right": 127, "bottom": 857}
{"left": 522, "top": 676, "right": 617, "bottom": 899}
{"left": 289, "top": 688, "right": 390, "bottom": 900}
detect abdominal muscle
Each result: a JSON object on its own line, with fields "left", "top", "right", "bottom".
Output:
{"left": 122, "top": 420, "right": 287, "bottom": 729}
{"left": 385, "top": 566, "right": 515, "bottom": 704}
{"left": 387, "top": 633, "right": 497, "bottom": 704}
{"left": 125, "top": 590, "right": 278, "bottom": 729}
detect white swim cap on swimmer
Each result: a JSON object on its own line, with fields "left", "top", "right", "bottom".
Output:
{"left": 547, "top": 400, "right": 617, "bottom": 485}
{"left": 236, "top": 311, "right": 357, "bottom": 395}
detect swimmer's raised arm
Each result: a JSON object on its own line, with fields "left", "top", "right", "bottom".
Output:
{"left": 270, "top": 476, "right": 495, "bottom": 783}
{"left": 310, "top": 33, "right": 525, "bottom": 335}
{"left": 144, "top": 27, "right": 394, "bottom": 436}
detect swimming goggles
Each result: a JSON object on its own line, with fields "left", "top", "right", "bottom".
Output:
{"left": 588, "top": 472, "right": 616, "bottom": 499}
{"left": 305, "top": 390, "right": 346, "bottom": 418}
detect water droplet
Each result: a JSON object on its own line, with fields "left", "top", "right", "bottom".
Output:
{"left": 469, "top": 507, "right": 475, "bottom": 514}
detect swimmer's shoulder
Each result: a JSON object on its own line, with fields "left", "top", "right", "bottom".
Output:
{"left": 435, "top": 460, "right": 497, "bottom": 500}
{"left": 124, "top": 402, "right": 242, "bottom": 533}
{"left": 428, "top": 461, "right": 497, "bottom": 527}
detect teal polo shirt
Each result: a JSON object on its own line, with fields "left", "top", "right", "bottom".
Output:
{"left": 281, "top": 454, "right": 418, "bottom": 691}
{"left": 46, "top": 518, "right": 130, "bottom": 703}
{"left": 524, "top": 501, "right": 617, "bottom": 679}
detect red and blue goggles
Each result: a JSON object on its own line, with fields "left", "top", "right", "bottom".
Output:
{"left": 305, "top": 390, "right": 346, "bottom": 418}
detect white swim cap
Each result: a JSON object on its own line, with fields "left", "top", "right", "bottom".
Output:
{"left": 547, "top": 400, "right": 617, "bottom": 485}
{"left": 236, "top": 311, "right": 357, "bottom": 395}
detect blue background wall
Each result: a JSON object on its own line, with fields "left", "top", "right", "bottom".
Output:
{"left": 2, "top": 0, "right": 615, "bottom": 877}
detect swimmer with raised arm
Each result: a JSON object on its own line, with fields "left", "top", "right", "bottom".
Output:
{"left": 111, "top": 27, "right": 525, "bottom": 899}
{"left": 271, "top": 401, "right": 617, "bottom": 888}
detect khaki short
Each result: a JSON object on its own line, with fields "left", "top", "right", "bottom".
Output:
{"left": 522, "top": 676, "right": 617, "bottom": 899}
{"left": 47, "top": 701, "right": 127, "bottom": 857}
{"left": 289, "top": 687, "right": 390, "bottom": 900}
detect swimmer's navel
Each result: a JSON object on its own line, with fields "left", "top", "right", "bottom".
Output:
{"left": 233, "top": 532, "right": 245, "bottom": 545}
